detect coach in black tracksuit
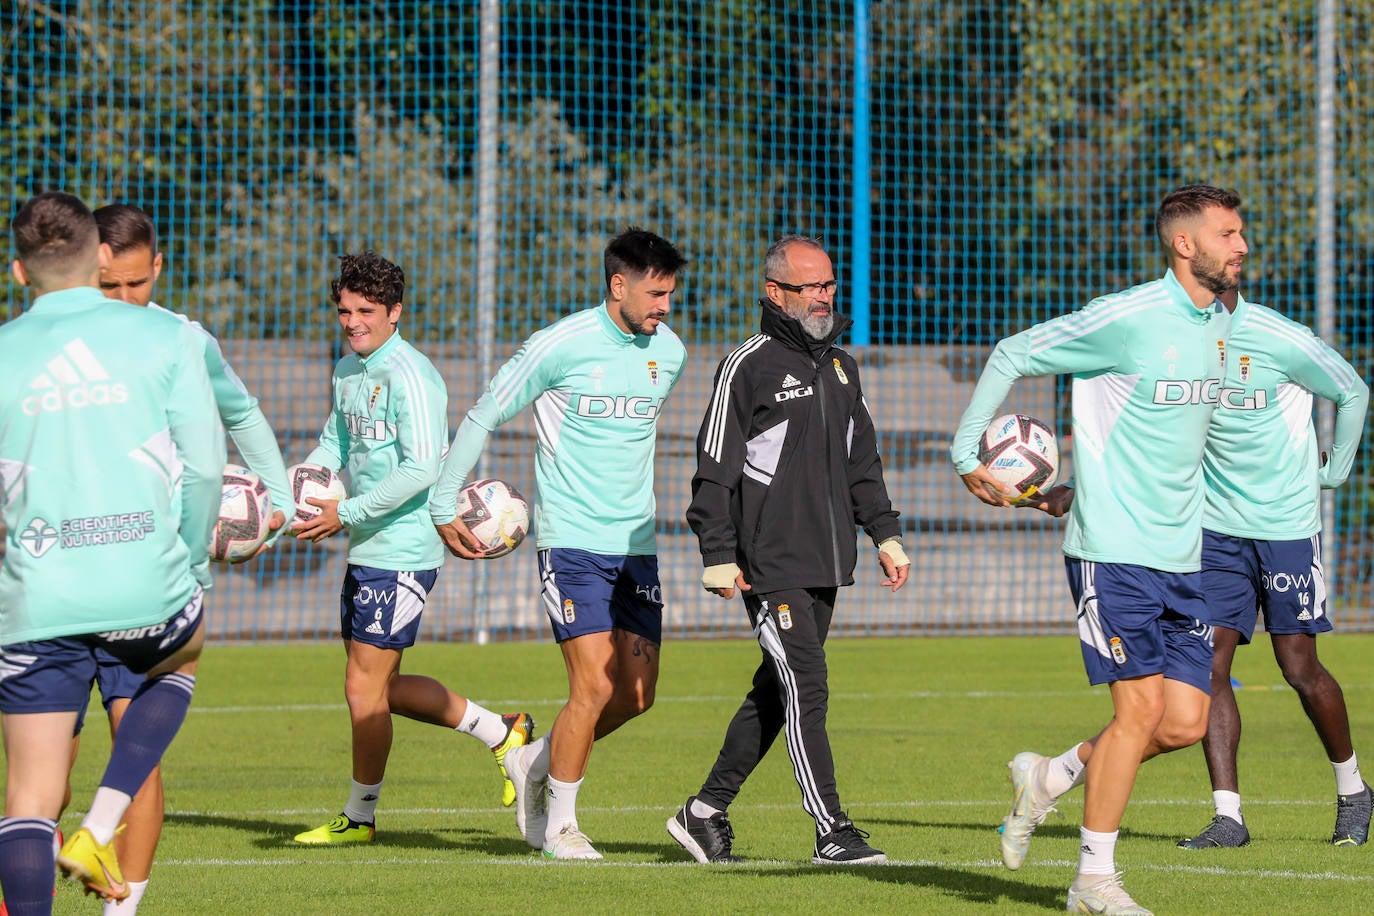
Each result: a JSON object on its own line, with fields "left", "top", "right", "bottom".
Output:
{"left": 667, "top": 235, "right": 910, "bottom": 866}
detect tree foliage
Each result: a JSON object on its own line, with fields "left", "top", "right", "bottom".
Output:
{"left": 1, "top": 0, "right": 293, "bottom": 317}
{"left": 3, "top": 0, "right": 1370, "bottom": 352}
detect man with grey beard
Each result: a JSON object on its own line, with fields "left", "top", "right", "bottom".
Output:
{"left": 668, "top": 235, "right": 910, "bottom": 866}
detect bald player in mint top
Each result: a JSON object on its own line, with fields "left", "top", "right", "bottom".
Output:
{"left": 950, "top": 185, "right": 1244, "bottom": 915}
{"left": 1175, "top": 294, "right": 1371, "bottom": 850}
{"left": 431, "top": 228, "right": 687, "bottom": 861}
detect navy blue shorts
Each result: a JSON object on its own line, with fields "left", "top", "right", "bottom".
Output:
{"left": 1065, "top": 559, "right": 1213, "bottom": 694}
{"left": 1203, "top": 530, "right": 1331, "bottom": 643}
{"left": 73, "top": 648, "right": 145, "bottom": 736}
{"left": 537, "top": 548, "right": 663, "bottom": 644}
{"left": 339, "top": 565, "right": 439, "bottom": 650}
{"left": 94, "top": 648, "right": 144, "bottom": 706}
{"left": 0, "top": 588, "right": 204, "bottom": 715}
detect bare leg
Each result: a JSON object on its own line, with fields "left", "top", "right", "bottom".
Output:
{"left": 1083, "top": 677, "right": 1161, "bottom": 833}
{"left": 548, "top": 628, "right": 659, "bottom": 783}
{"left": 1273, "top": 633, "right": 1354, "bottom": 762}
{"left": 342, "top": 641, "right": 403, "bottom": 784}
{"left": 1082, "top": 674, "right": 1213, "bottom": 832}
{"left": 4, "top": 712, "right": 79, "bottom": 819}
{"left": 387, "top": 674, "right": 470, "bottom": 728}
{"left": 1198, "top": 627, "right": 1243, "bottom": 792}
{"left": 594, "top": 629, "right": 659, "bottom": 739}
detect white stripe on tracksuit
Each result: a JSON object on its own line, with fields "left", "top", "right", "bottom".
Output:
{"left": 756, "top": 614, "right": 838, "bottom": 834}
{"left": 702, "top": 335, "right": 769, "bottom": 463}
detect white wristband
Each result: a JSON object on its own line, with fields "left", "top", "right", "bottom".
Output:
{"left": 878, "top": 537, "right": 910, "bottom": 567}
{"left": 702, "top": 562, "right": 742, "bottom": 590}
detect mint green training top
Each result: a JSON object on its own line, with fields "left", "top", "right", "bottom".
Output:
{"left": 306, "top": 331, "right": 448, "bottom": 570}
{"left": 1203, "top": 298, "right": 1369, "bottom": 539}
{"left": 429, "top": 303, "right": 686, "bottom": 555}
{"left": 951, "top": 270, "right": 1231, "bottom": 573}
{"left": 150, "top": 302, "right": 292, "bottom": 539}
{"left": 0, "top": 286, "right": 225, "bottom": 643}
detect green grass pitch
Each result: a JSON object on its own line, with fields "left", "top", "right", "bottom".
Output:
{"left": 29, "top": 634, "right": 1374, "bottom": 913}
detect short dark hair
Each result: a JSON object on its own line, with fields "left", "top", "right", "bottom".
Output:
{"left": 603, "top": 227, "right": 687, "bottom": 289}
{"left": 94, "top": 203, "right": 158, "bottom": 256}
{"left": 330, "top": 250, "right": 405, "bottom": 307}
{"left": 1155, "top": 185, "right": 1243, "bottom": 250}
{"left": 11, "top": 192, "right": 100, "bottom": 285}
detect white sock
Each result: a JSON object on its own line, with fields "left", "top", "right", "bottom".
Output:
{"left": 83, "top": 787, "right": 133, "bottom": 845}
{"left": 546, "top": 775, "right": 582, "bottom": 841}
{"left": 1213, "top": 789, "right": 1243, "bottom": 824}
{"left": 343, "top": 779, "right": 383, "bottom": 824}
{"left": 1333, "top": 754, "right": 1364, "bottom": 796}
{"left": 105, "top": 879, "right": 148, "bottom": 915}
{"left": 454, "top": 700, "right": 509, "bottom": 748}
{"left": 690, "top": 797, "right": 721, "bottom": 818}
{"left": 1077, "top": 827, "right": 1118, "bottom": 876}
{"left": 1045, "top": 743, "right": 1088, "bottom": 797}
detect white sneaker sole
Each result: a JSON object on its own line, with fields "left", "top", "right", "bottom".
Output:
{"left": 666, "top": 813, "right": 711, "bottom": 864}
{"left": 542, "top": 825, "right": 603, "bottom": 860}
{"left": 812, "top": 852, "right": 887, "bottom": 866}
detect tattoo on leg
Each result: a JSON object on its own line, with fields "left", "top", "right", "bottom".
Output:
{"left": 636, "top": 636, "right": 660, "bottom": 665}
{"left": 617, "top": 631, "right": 657, "bottom": 665}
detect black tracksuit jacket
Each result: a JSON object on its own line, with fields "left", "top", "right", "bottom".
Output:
{"left": 686, "top": 299, "right": 902, "bottom": 593}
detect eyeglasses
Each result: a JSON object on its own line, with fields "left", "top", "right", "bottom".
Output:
{"left": 767, "top": 277, "right": 838, "bottom": 297}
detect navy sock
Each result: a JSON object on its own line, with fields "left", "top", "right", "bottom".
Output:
{"left": 0, "top": 817, "right": 58, "bottom": 916}
{"left": 100, "top": 672, "right": 196, "bottom": 796}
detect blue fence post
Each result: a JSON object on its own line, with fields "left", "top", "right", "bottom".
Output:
{"left": 850, "top": 0, "right": 872, "bottom": 346}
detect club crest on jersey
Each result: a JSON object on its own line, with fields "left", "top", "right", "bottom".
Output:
{"left": 368, "top": 385, "right": 382, "bottom": 410}
{"left": 1110, "top": 636, "right": 1127, "bottom": 665}
{"left": 1216, "top": 340, "right": 1225, "bottom": 367}
{"left": 647, "top": 360, "right": 659, "bottom": 385}
{"left": 777, "top": 604, "right": 792, "bottom": 630}
{"left": 1239, "top": 355, "right": 1251, "bottom": 382}
{"left": 833, "top": 358, "right": 848, "bottom": 385}
{"left": 563, "top": 598, "right": 576, "bottom": 624}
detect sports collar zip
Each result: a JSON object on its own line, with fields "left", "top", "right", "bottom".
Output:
{"left": 813, "top": 362, "right": 843, "bottom": 582}
{"left": 353, "top": 364, "right": 374, "bottom": 417}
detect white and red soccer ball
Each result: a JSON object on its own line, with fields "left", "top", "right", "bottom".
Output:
{"left": 212, "top": 465, "right": 274, "bottom": 563}
{"left": 978, "top": 414, "right": 1060, "bottom": 503}
{"left": 455, "top": 478, "right": 530, "bottom": 559}
{"left": 287, "top": 462, "right": 348, "bottom": 520}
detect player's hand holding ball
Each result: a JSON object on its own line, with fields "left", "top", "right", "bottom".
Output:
{"left": 438, "top": 478, "right": 530, "bottom": 560}
{"left": 966, "top": 413, "right": 1060, "bottom": 507}
{"left": 287, "top": 462, "right": 347, "bottom": 542}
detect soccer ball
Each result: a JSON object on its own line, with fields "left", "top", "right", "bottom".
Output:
{"left": 212, "top": 465, "right": 273, "bottom": 563}
{"left": 977, "top": 414, "right": 1060, "bottom": 503}
{"left": 287, "top": 462, "right": 348, "bottom": 520}
{"left": 455, "top": 478, "right": 530, "bottom": 559}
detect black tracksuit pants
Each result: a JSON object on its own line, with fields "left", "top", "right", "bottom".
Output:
{"left": 697, "top": 586, "right": 845, "bottom": 836}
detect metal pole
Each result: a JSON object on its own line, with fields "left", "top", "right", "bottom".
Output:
{"left": 1316, "top": 0, "right": 1336, "bottom": 557}
{"left": 850, "top": 0, "right": 872, "bottom": 346}
{"left": 473, "top": 0, "right": 501, "bottom": 645}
